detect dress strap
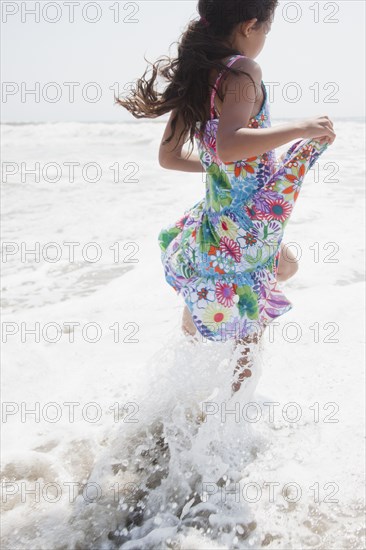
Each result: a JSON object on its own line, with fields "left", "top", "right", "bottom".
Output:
{"left": 210, "top": 54, "right": 246, "bottom": 119}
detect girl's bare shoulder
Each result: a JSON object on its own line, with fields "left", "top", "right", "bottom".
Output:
{"left": 222, "top": 56, "right": 262, "bottom": 91}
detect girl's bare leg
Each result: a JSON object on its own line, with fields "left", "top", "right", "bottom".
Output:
{"left": 182, "top": 305, "right": 198, "bottom": 340}
{"left": 231, "top": 329, "right": 264, "bottom": 394}
{"left": 230, "top": 242, "right": 298, "bottom": 393}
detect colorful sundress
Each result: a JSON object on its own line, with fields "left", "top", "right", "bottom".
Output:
{"left": 158, "top": 54, "right": 330, "bottom": 342}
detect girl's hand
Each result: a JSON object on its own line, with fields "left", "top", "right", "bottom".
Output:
{"left": 297, "top": 115, "right": 336, "bottom": 145}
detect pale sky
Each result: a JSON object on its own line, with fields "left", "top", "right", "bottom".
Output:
{"left": 1, "top": 0, "right": 365, "bottom": 122}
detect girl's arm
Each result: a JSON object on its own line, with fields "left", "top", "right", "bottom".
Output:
{"left": 159, "top": 109, "right": 204, "bottom": 172}
{"left": 216, "top": 57, "right": 335, "bottom": 161}
{"left": 218, "top": 121, "right": 302, "bottom": 162}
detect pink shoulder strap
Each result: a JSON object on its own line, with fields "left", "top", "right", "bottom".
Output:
{"left": 210, "top": 54, "right": 246, "bottom": 119}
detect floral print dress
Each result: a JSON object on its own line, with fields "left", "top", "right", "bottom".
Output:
{"left": 158, "top": 54, "right": 330, "bottom": 342}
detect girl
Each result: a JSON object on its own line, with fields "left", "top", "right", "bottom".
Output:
{"left": 116, "top": 0, "right": 336, "bottom": 394}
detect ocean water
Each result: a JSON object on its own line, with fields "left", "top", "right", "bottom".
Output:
{"left": 1, "top": 120, "right": 365, "bottom": 549}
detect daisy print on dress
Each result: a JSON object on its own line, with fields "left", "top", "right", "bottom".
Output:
{"left": 190, "top": 282, "right": 216, "bottom": 309}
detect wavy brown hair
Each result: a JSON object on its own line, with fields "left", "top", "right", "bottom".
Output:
{"left": 115, "top": 0, "right": 278, "bottom": 157}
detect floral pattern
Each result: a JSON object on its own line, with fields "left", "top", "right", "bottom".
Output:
{"left": 158, "top": 54, "right": 330, "bottom": 342}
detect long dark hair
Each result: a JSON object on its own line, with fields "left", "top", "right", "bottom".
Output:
{"left": 115, "top": 0, "right": 278, "bottom": 157}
